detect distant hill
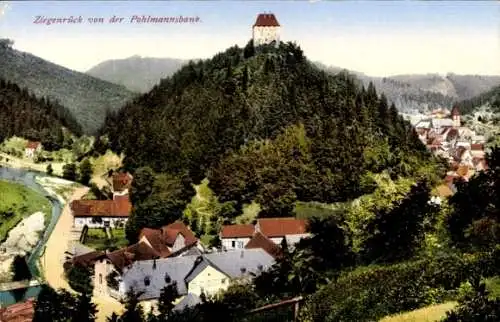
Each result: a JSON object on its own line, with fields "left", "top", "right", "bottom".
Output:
{"left": 0, "top": 78, "right": 82, "bottom": 150}
{"left": 455, "top": 84, "right": 500, "bottom": 115}
{"left": 316, "top": 62, "right": 500, "bottom": 113}
{"left": 0, "top": 39, "right": 136, "bottom": 134}
{"left": 87, "top": 56, "right": 188, "bottom": 93}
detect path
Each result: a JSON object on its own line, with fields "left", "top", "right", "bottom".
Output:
{"left": 41, "top": 186, "right": 124, "bottom": 321}
{"left": 42, "top": 187, "right": 89, "bottom": 291}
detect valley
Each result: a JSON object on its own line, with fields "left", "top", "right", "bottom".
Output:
{"left": 0, "top": 4, "right": 499, "bottom": 322}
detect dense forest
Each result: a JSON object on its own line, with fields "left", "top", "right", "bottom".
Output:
{"left": 97, "top": 41, "right": 443, "bottom": 227}
{"left": 456, "top": 84, "right": 500, "bottom": 115}
{"left": 0, "top": 39, "right": 136, "bottom": 134}
{"left": 0, "top": 78, "right": 83, "bottom": 150}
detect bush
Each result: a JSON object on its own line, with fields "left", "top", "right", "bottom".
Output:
{"left": 442, "top": 283, "right": 500, "bottom": 322}
{"left": 65, "top": 263, "right": 92, "bottom": 294}
{"left": 302, "top": 248, "right": 500, "bottom": 322}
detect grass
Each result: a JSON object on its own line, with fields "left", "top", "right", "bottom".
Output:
{"left": 0, "top": 179, "right": 52, "bottom": 242}
{"left": 484, "top": 276, "right": 500, "bottom": 298}
{"left": 379, "top": 302, "right": 457, "bottom": 322}
{"left": 83, "top": 228, "right": 128, "bottom": 251}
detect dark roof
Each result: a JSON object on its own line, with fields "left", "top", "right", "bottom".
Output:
{"left": 257, "top": 218, "right": 308, "bottom": 237}
{"left": 121, "top": 256, "right": 199, "bottom": 300}
{"left": 71, "top": 250, "right": 106, "bottom": 268}
{"left": 220, "top": 224, "right": 255, "bottom": 238}
{"left": 0, "top": 299, "right": 35, "bottom": 322}
{"left": 253, "top": 13, "right": 280, "bottom": 27}
{"left": 70, "top": 195, "right": 132, "bottom": 218}
{"left": 245, "top": 232, "right": 282, "bottom": 259}
{"left": 112, "top": 172, "right": 133, "bottom": 192}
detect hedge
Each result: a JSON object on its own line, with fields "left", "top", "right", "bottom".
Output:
{"left": 300, "top": 247, "right": 500, "bottom": 322}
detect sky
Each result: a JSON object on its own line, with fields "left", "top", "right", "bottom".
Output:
{"left": 0, "top": 1, "right": 499, "bottom": 76}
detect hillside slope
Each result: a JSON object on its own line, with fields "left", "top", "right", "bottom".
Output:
{"left": 97, "top": 41, "right": 442, "bottom": 216}
{"left": 0, "top": 39, "right": 136, "bottom": 134}
{"left": 455, "top": 84, "right": 500, "bottom": 115}
{"left": 317, "top": 62, "right": 500, "bottom": 113}
{"left": 87, "top": 56, "right": 187, "bottom": 93}
{"left": 0, "top": 78, "right": 82, "bottom": 150}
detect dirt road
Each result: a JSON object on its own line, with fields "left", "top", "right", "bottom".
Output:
{"left": 41, "top": 186, "right": 124, "bottom": 321}
{"left": 42, "top": 186, "right": 89, "bottom": 290}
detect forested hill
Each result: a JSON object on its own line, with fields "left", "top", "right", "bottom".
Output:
{"left": 86, "top": 56, "right": 187, "bottom": 93}
{"left": 97, "top": 41, "right": 442, "bottom": 214}
{"left": 0, "top": 78, "right": 82, "bottom": 150}
{"left": 0, "top": 39, "right": 136, "bottom": 134}
{"left": 455, "top": 84, "right": 500, "bottom": 115}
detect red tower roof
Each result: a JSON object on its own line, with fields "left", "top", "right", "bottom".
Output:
{"left": 253, "top": 13, "right": 280, "bottom": 27}
{"left": 451, "top": 105, "right": 460, "bottom": 116}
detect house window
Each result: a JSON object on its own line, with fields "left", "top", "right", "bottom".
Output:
{"left": 222, "top": 278, "right": 226, "bottom": 284}
{"left": 165, "top": 273, "right": 171, "bottom": 284}
{"left": 99, "top": 274, "right": 102, "bottom": 284}
{"left": 144, "top": 277, "right": 150, "bottom": 286}
{"left": 231, "top": 241, "right": 236, "bottom": 248}
{"left": 237, "top": 241, "right": 244, "bottom": 249}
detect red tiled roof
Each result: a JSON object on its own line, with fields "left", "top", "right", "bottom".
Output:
{"left": 257, "top": 217, "right": 308, "bottom": 237}
{"left": 161, "top": 221, "right": 197, "bottom": 246}
{"left": 71, "top": 195, "right": 132, "bottom": 218}
{"left": 245, "top": 232, "right": 282, "bottom": 259}
{"left": 0, "top": 299, "right": 35, "bottom": 322}
{"left": 471, "top": 143, "right": 484, "bottom": 151}
{"left": 220, "top": 224, "right": 255, "bottom": 238}
{"left": 112, "top": 172, "right": 133, "bottom": 192}
{"left": 253, "top": 13, "right": 280, "bottom": 27}
{"left": 139, "top": 228, "right": 172, "bottom": 257}
{"left": 25, "top": 141, "right": 40, "bottom": 149}
{"left": 107, "top": 241, "right": 160, "bottom": 270}
{"left": 138, "top": 221, "right": 197, "bottom": 257}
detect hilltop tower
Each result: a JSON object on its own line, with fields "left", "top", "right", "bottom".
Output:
{"left": 451, "top": 105, "right": 461, "bottom": 128}
{"left": 252, "top": 13, "right": 281, "bottom": 47}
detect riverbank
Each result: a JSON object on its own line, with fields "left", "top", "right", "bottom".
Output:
{"left": 0, "top": 180, "right": 51, "bottom": 243}
{"left": 0, "top": 166, "right": 77, "bottom": 306}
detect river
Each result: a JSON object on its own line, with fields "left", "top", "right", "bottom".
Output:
{"left": 0, "top": 166, "right": 64, "bottom": 306}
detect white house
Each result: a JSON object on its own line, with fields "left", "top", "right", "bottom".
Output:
{"left": 252, "top": 13, "right": 280, "bottom": 46}
{"left": 220, "top": 217, "right": 310, "bottom": 251}
{"left": 98, "top": 249, "right": 274, "bottom": 305}
{"left": 24, "top": 141, "right": 42, "bottom": 159}
{"left": 71, "top": 194, "right": 131, "bottom": 228}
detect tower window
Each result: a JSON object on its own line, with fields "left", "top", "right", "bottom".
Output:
{"left": 144, "top": 277, "right": 150, "bottom": 286}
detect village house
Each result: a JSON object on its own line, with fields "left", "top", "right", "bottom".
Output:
{"left": 70, "top": 172, "right": 134, "bottom": 228}
{"left": 220, "top": 217, "right": 310, "bottom": 251}
{"left": 414, "top": 104, "right": 488, "bottom": 182}
{"left": 252, "top": 13, "right": 280, "bottom": 47}
{"left": 97, "top": 248, "right": 275, "bottom": 311}
{"left": 24, "top": 141, "right": 42, "bottom": 159}
{"left": 71, "top": 194, "right": 132, "bottom": 228}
